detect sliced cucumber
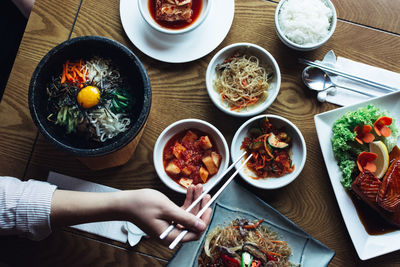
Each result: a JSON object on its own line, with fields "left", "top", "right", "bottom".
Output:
{"left": 268, "top": 133, "right": 289, "bottom": 149}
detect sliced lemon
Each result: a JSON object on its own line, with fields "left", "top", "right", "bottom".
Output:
{"left": 369, "top": 141, "right": 389, "bottom": 179}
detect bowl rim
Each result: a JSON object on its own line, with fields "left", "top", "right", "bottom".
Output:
{"left": 28, "top": 36, "right": 152, "bottom": 157}
{"left": 274, "top": 0, "right": 337, "bottom": 51}
{"left": 230, "top": 114, "right": 307, "bottom": 189}
{"left": 205, "top": 42, "right": 281, "bottom": 117}
{"left": 153, "top": 118, "right": 230, "bottom": 194}
{"left": 137, "top": 0, "right": 211, "bottom": 35}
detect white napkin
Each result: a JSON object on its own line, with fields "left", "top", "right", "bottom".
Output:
{"left": 47, "top": 171, "right": 146, "bottom": 246}
{"left": 313, "top": 50, "right": 400, "bottom": 106}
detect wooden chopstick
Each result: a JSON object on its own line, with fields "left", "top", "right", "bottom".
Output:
{"left": 168, "top": 153, "right": 253, "bottom": 249}
{"left": 299, "top": 58, "right": 398, "bottom": 93}
{"left": 159, "top": 151, "right": 247, "bottom": 240}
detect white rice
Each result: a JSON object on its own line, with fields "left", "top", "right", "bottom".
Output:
{"left": 278, "top": 0, "right": 333, "bottom": 45}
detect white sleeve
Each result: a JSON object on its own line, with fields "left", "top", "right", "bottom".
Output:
{"left": 0, "top": 176, "right": 57, "bottom": 241}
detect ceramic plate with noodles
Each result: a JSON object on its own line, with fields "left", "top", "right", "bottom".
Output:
{"left": 198, "top": 218, "right": 293, "bottom": 266}
{"left": 46, "top": 57, "right": 135, "bottom": 142}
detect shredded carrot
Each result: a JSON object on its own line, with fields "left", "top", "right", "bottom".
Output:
{"left": 261, "top": 250, "right": 282, "bottom": 258}
{"left": 263, "top": 134, "right": 274, "bottom": 158}
{"left": 255, "top": 154, "right": 266, "bottom": 170}
{"left": 230, "top": 96, "right": 260, "bottom": 111}
{"left": 61, "top": 59, "right": 88, "bottom": 85}
{"left": 271, "top": 240, "right": 289, "bottom": 246}
{"left": 233, "top": 219, "right": 264, "bottom": 230}
{"left": 255, "top": 230, "right": 263, "bottom": 245}
{"left": 242, "top": 219, "right": 264, "bottom": 229}
{"left": 220, "top": 93, "right": 226, "bottom": 101}
{"left": 61, "top": 67, "right": 66, "bottom": 83}
{"left": 249, "top": 175, "right": 261, "bottom": 180}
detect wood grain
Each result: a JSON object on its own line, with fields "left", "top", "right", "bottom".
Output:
{"left": 331, "top": 0, "right": 400, "bottom": 35}
{"left": 5, "top": 0, "right": 400, "bottom": 266}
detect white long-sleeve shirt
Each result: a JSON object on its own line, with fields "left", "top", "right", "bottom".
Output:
{"left": 0, "top": 176, "right": 57, "bottom": 241}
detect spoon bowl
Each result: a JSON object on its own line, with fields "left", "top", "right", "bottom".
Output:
{"left": 302, "top": 66, "right": 334, "bottom": 91}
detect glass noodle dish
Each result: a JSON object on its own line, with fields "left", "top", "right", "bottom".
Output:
{"left": 46, "top": 57, "right": 134, "bottom": 142}
{"left": 198, "top": 218, "right": 292, "bottom": 267}
{"left": 214, "top": 51, "right": 273, "bottom": 111}
{"left": 241, "top": 117, "right": 294, "bottom": 179}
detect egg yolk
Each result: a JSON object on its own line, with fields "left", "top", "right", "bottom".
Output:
{"left": 77, "top": 86, "right": 100, "bottom": 109}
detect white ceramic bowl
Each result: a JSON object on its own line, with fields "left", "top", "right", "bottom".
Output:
{"left": 138, "top": 0, "right": 211, "bottom": 35}
{"left": 231, "top": 114, "right": 306, "bottom": 189}
{"left": 206, "top": 43, "right": 281, "bottom": 117}
{"left": 153, "top": 118, "right": 229, "bottom": 194}
{"left": 275, "top": 0, "right": 337, "bottom": 51}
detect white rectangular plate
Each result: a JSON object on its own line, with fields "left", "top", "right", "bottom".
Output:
{"left": 314, "top": 91, "right": 400, "bottom": 260}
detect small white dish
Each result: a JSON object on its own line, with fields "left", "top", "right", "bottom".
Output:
{"left": 314, "top": 90, "right": 400, "bottom": 260}
{"left": 231, "top": 114, "right": 306, "bottom": 189}
{"left": 137, "top": 0, "right": 211, "bottom": 35}
{"left": 206, "top": 43, "right": 281, "bottom": 117}
{"left": 153, "top": 118, "right": 229, "bottom": 194}
{"left": 120, "top": 0, "right": 234, "bottom": 63}
{"left": 275, "top": 0, "right": 337, "bottom": 51}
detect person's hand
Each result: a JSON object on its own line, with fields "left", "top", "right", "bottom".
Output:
{"left": 50, "top": 184, "right": 212, "bottom": 246}
{"left": 118, "top": 184, "right": 212, "bottom": 245}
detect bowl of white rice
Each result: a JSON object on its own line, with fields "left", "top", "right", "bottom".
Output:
{"left": 275, "top": 0, "right": 337, "bottom": 51}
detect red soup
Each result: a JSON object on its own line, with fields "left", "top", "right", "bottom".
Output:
{"left": 149, "top": 0, "right": 203, "bottom": 30}
{"left": 163, "top": 129, "right": 221, "bottom": 189}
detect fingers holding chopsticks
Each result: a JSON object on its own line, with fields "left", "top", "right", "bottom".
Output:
{"left": 160, "top": 184, "right": 212, "bottom": 244}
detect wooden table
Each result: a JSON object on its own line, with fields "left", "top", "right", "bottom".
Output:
{"left": 1, "top": 0, "right": 400, "bottom": 266}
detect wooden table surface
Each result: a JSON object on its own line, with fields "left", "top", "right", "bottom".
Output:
{"left": 1, "top": 0, "right": 400, "bottom": 266}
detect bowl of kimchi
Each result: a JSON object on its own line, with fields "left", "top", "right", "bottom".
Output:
{"left": 153, "top": 118, "right": 229, "bottom": 194}
{"left": 231, "top": 114, "right": 306, "bottom": 189}
{"left": 138, "top": 0, "right": 211, "bottom": 35}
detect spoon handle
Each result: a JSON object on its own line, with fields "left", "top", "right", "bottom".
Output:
{"left": 335, "top": 85, "right": 376, "bottom": 97}
{"left": 299, "top": 59, "right": 398, "bottom": 93}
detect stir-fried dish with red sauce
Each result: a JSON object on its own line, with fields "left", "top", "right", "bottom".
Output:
{"left": 241, "top": 117, "right": 294, "bottom": 179}
{"left": 163, "top": 129, "right": 222, "bottom": 188}
{"left": 150, "top": 0, "right": 202, "bottom": 29}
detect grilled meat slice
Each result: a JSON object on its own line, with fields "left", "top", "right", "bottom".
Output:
{"left": 377, "top": 158, "right": 400, "bottom": 212}
{"left": 352, "top": 170, "right": 382, "bottom": 204}
{"left": 156, "top": 0, "right": 193, "bottom": 23}
{"left": 352, "top": 170, "right": 400, "bottom": 227}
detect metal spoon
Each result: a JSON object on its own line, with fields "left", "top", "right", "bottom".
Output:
{"left": 302, "top": 66, "right": 375, "bottom": 97}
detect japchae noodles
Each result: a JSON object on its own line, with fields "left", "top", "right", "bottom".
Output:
{"left": 46, "top": 57, "right": 134, "bottom": 142}
{"left": 214, "top": 51, "right": 273, "bottom": 111}
{"left": 199, "top": 218, "right": 293, "bottom": 267}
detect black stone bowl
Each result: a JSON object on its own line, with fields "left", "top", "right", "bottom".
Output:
{"left": 29, "top": 36, "right": 152, "bottom": 157}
